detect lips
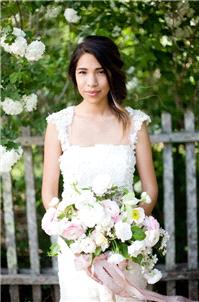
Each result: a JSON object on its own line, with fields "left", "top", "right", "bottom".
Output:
{"left": 85, "top": 91, "right": 100, "bottom": 96}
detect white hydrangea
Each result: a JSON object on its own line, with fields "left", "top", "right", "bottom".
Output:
{"left": 25, "top": 40, "right": 45, "bottom": 62}
{"left": 1, "top": 97, "right": 23, "bottom": 115}
{"left": 13, "top": 27, "right": 26, "bottom": 38}
{"left": 0, "top": 145, "right": 23, "bottom": 174}
{"left": 9, "top": 36, "right": 27, "bottom": 57}
{"left": 64, "top": 8, "right": 81, "bottom": 23}
{"left": 22, "top": 93, "right": 38, "bottom": 112}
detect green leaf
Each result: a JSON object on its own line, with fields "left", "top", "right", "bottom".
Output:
{"left": 131, "top": 254, "right": 143, "bottom": 265}
{"left": 47, "top": 243, "right": 61, "bottom": 257}
{"left": 118, "top": 242, "right": 129, "bottom": 258}
{"left": 94, "top": 247, "right": 102, "bottom": 256}
{"left": 131, "top": 225, "right": 146, "bottom": 240}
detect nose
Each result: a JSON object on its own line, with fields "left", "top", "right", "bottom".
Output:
{"left": 86, "top": 74, "right": 98, "bottom": 87}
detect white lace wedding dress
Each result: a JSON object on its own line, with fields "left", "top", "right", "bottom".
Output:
{"left": 47, "top": 106, "right": 151, "bottom": 302}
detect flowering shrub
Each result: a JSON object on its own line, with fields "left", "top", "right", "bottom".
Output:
{"left": 42, "top": 174, "right": 169, "bottom": 285}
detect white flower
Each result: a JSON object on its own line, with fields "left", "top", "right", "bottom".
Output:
{"left": 75, "top": 189, "right": 96, "bottom": 209}
{"left": 78, "top": 203, "right": 105, "bottom": 228}
{"left": 160, "top": 35, "right": 172, "bottom": 47}
{"left": 1, "top": 97, "right": 23, "bottom": 115}
{"left": 45, "top": 6, "right": 62, "bottom": 19}
{"left": 64, "top": 8, "right": 81, "bottom": 23}
{"left": 0, "top": 145, "right": 23, "bottom": 173}
{"left": 126, "top": 77, "right": 138, "bottom": 90}
{"left": 145, "top": 230, "right": 160, "bottom": 247}
{"left": 0, "top": 35, "right": 12, "bottom": 53}
{"left": 25, "top": 40, "right": 45, "bottom": 61}
{"left": 70, "top": 240, "right": 83, "bottom": 254}
{"left": 115, "top": 221, "right": 132, "bottom": 242}
{"left": 122, "top": 192, "right": 139, "bottom": 206}
{"left": 9, "top": 36, "right": 27, "bottom": 57}
{"left": 128, "top": 240, "right": 146, "bottom": 257}
{"left": 133, "top": 180, "right": 142, "bottom": 193}
{"left": 13, "top": 27, "right": 26, "bottom": 38}
{"left": 92, "top": 230, "right": 109, "bottom": 251}
{"left": 108, "top": 253, "right": 124, "bottom": 264}
{"left": 92, "top": 174, "right": 112, "bottom": 196}
{"left": 131, "top": 207, "right": 145, "bottom": 224}
{"left": 22, "top": 93, "right": 38, "bottom": 112}
{"left": 143, "top": 268, "right": 162, "bottom": 284}
{"left": 80, "top": 237, "right": 96, "bottom": 254}
{"left": 141, "top": 192, "right": 151, "bottom": 204}
{"left": 127, "top": 66, "right": 135, "bottom": 74}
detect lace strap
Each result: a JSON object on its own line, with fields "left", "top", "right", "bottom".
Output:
{"left": 46, "top": 106, "right": 74, "bottom": 151}
{"left": 126, "top": 106, "right": 151, "bottom": 148}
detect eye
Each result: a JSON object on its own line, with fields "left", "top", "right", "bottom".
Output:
{"left": 98, "top": 70, "right": 105, "bottom": 74}
{"left": 78, "top": 71, "right": 86, "bottom": 74}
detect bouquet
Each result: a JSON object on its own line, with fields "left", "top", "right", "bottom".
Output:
{"left": 41, "top": 174, "right": 172, "bottom": 300}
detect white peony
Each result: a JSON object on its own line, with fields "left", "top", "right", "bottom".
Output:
{"left": 22, "top": 93, "right": 38, "bottom": 112}
{"left": 1, "top": 97, "right": 23, "bottom": 115}
{"left": 143, "top": 268, "right": 162, "bottom": 284}
{"left": 78, "top": 203, "right": 105, "bottom": 228}
{"left": 128, "top": 240, "right": 146, "bottom": 257}
{"left": 115, "top": 221, "right": 132, "bottom": 242}
{"left": 25, "top": 40, "right": 45, "bottom": 61}
{"left": 64, "top": 8, "right": 81, "bottom": 23}
{"left": 92, "top": 174, "right": 112, "bottom": 196}
{"left": 0, "top": 145, "right": 23, "bottom": 173}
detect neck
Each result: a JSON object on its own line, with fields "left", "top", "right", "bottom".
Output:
{"left": 75, "top": 99, "right": 112, "bottom": 117}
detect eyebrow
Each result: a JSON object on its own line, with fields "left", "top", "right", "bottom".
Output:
{"left": 76, "top": 67, "right": 104, "bottom": 70}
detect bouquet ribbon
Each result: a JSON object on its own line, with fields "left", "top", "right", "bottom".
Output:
{"left": 91, "top": 256, "right": 193, "bottom": 302}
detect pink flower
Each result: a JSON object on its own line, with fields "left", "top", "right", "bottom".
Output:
{"left": 144, "top": 216, "right": 160, "bottom": 231}
{"left": 41, "top": 207, "right": 58, "bottom": 236}
{"left": 74, "top": 254, "right": 92, "bottom": 270}
{"left": 102, "top": 200, "right": 120, "bottom": 222}
{"left": 62, "top": 222, "right": 84, "bottom": 240}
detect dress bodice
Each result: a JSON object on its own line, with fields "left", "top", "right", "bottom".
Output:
{"left": 46, "top": 106, "right": 150, "bottom": 198}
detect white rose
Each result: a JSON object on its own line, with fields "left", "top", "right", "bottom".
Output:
{"left": 128, "top": 240, "right": 146, "bottom": 257}
{"left": 92, "top": 174, "right": 112, "bottom": 195}
{"left": 64, "top": 8, "right": 81, "bottom": 23}
{"left": 143, "top": 268, "right": 162, "bottom": 284}
{"left": 1, "top": 98, "right": 23, "bottom": 115}
{"left": 145, "top": 230, "right": 160, "bottom": 247}
{"left": 9, "top": 36, "right": 27, "bottom": 57}
{"left": 22, "top": 93, "right": 38, "bottom": 112}
{"left": 25, "top": 40, "right": 45, "bottom": 61}
{"left": 115, "top": 221, "right": 132, "bottom": 242}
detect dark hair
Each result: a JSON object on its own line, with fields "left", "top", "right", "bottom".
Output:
{"left": 68, "top": 35, "right": 130, "bottom": 132}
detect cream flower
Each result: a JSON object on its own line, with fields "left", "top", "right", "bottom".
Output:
{"left": 64, "top": 8, "right": 81, "bottom": 23}
{"left": 1, "top": 97, "right": 23, "bottom": 115}
{"left": 25, "top": 40, "right": 45, "bottom": 61}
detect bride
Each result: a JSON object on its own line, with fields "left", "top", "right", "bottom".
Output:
{"left": 42, "top": 35, "right": 158, "bottom": 302}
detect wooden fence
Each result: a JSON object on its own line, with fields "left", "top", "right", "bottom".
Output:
{"left": 1, "top": 111, "right": 199, "bottom": 301}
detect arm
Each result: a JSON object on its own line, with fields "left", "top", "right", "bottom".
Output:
{"left": 136, "top": 122, "right": 158, "bottom": 215}
{"left": 42, "top": 123, "right": 62, "bottom": 210}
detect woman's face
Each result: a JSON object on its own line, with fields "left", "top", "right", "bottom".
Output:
{"left": 75, "top": 53, "right": 110, "bottom": 105}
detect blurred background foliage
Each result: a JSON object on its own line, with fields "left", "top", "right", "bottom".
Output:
{"left": 1, "top": 0, "right": 199, "bottom": 300}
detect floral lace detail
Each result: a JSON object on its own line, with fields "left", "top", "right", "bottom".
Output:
{"left": 125, "top": 106, "right": 151, "bottom": 150}
{"left": 46, "top": 106, "right": 74, "bottom": 151}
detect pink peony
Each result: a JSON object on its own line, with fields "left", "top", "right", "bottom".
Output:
{"left": 62, "top": 222, "right": 84, "bottom": 240}
{"left": 144, "top": 216, "right": 160, "bottom": 231}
